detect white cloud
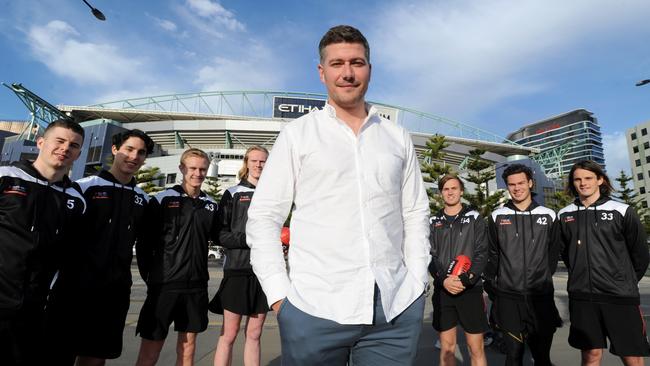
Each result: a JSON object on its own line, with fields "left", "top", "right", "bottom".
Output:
{"left": 186, "top": 0, "right": 244, "bottom": 32}
{"left": 194, "top": 47, "right": 286, "bottom": 91}
{"left": 369, "top": 0, "right": 650, "bottom": 122}
{"left": 27, "top": 20, "right": 144, "bottom": 86}
{"left": 603, "top": 132, "right": 631, "bottom": 177}
{"left": 92, "top": 86, "right": 177, "bottom": 106}
{"left": 153, "top": 17, "right": 178, "bottom": 32}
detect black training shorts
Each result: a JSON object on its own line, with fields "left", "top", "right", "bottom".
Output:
{"left": 432, "top": 288, "right": 489, "bottom": 334}
{"left": 569, "top": 299, "right": 650, "bottom": 357}
{"left": 136, "top": 288, "right": 209, "bottom": 340}
{"left": 492, "top": 294, "right": 561, "bottom": 337}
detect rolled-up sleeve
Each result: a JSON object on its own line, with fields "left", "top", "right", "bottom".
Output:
{"left": 246, "top": 128, "right": 297, "bottom": 306}
{"left": 401, "top": 132, "right": 431, "bottom": 285}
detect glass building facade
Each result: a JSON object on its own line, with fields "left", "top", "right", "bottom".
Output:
{"left": 506, "top": 109, "right": 605, "bottom": 177}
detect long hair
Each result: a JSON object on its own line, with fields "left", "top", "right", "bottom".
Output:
{"left": 565, "top": 160, "right": 613, "bottom": 197}
{"left": 238, "top": 145, "right": 269, "bottom": 180}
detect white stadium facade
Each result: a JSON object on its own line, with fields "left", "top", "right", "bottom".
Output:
{"left": 1, "top": 85, "right": 538, "bottom": 194}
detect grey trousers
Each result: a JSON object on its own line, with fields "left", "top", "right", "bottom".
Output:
{"left": 277, "top": 288, "right": 425, "bottom": 366}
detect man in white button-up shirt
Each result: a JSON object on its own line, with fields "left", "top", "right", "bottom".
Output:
{"left": 247, "top": 25, "right": 431, "bottom": 365}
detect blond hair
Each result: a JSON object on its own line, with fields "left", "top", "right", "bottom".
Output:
{"left": 179, "top": 148, "right": 209, "bottom": 166}
{"left": 238, "top": 145, "right": 269, "bottom": 180}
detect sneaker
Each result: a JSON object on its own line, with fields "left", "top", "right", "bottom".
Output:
{"left": 435, "top": 339, "right": 441, "bottom": 349}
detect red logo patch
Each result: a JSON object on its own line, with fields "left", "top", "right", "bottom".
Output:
{"left": 3, "top": 185, "right": 27, "bottom": 196}
{"left": 499, "top": 218, "right": 512, "bottom": 225}
{"left": 92, "top": 191, "right": 109, "bottom": 200}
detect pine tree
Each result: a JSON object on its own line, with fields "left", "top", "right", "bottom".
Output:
{"left": 547, "top": 177, "right": 574, "bottom": 211}
{"left": 420, "top": 134, "right": 452, "bottom": 213}
{"left": 462, "top": 149, "right": 505, "bottom": 217}
{"left": 136, "top": 166, "right": 165, "bottom": 195}
{"left": 547, "top": 189, "right": 574, "bottom": 211}
{"left": 203, "top": 177, "right": 222, "bottom": 201}
{"left": 614, "top": 170, "right": 650, "bottom": 232}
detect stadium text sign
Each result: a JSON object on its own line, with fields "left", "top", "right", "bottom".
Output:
{"left": 272, "top": 96, "right": 399, "bottom": 123}
{"left": 273, "top": 97, "right": 326, "bottom": 119}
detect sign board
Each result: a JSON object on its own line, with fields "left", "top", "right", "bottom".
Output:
{"left": 273, "top": 97, "right": 326, "bottom": 119}
{"left": 272, "top": 96, "right": 400, "bottom": 123}
{"left": 372, "top": 105, "right": 399, "bottom": 123}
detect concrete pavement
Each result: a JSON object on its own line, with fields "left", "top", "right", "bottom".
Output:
{"left": 105, "top": 262, "right": 650, "bottom": 365}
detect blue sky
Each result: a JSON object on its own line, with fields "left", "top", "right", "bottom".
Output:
{"left": 1, "top": 0, "right": 650, "bottom": 175}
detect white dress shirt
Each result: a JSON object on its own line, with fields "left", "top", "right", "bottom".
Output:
{"left": 246, "top": 103, "right": 431, "bottom": 324}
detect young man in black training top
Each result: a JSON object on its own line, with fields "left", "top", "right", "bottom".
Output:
{"left": 0, "top": 119, "right": 86, "bottom": 366}
{"left": 485, "top": 163, "right": 561, "bottom": 366}
{"left": 135, "top": 148, "right": 219, "bottom": 366}
{"left": 48, "top": 129, "right": 154, "bottom": 366}
{"left": 558, "top": 160, "right": 649, "bottom": 366}
{"left": 429, "top": 174, "right": 488, "bottom": 366}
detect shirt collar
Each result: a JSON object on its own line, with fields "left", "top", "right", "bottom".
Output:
{"left": 323, "top": 102, "right": 381, "bottom": 128}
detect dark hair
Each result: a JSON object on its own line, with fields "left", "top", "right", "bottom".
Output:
{"left": 501, "top": 163, "right": 534, "bottom": 185}
{"left": 112, "top": 129, "right": 154, "bottom": 156}
{"left": 438, "top": 174, "right": 465, "bottom": 192}
{"left": 565, "top": 160, "right": 613, "bottom": 197}
{"left": 318, "top": 25, "right": 370, "bottom": 62}
{"left": 44, "top": 119, "right": 85, "bottom": 140}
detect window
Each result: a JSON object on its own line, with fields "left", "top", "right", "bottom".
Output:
{"left": 643, "top": 128, "right": 648, "bottom": 136}
{"left": 645, "top": 142, "right": 649, "bottom": 149}
{"left": 85, "top": 146, "right": 102, "bottom": 163}
{"left": 636, "top": 159, "right": 642, "bottom": 167}
{"left": 646, "top": 156, "right": 650, "bottom": 164}
{"left": 634, "top": 146, "right": 639, "bottom": 153}
{"left": 632, "top": 132, "right": 638, "bottom": 140}
{"left": 639, "top": 173, "right": 644, "bottom": 180}
{"left": 166, "top": 173, "right": 177, "bottom": 184}
{"left": 641, "top": 187, "right": 646, "bottom": 194}
{"left": 644, "top": 201, "right": 648, "bottom": 209}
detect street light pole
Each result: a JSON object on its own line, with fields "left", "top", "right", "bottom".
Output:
{"left": 636, "top": 79, "right": 650, "bottom": 87}
{"left": 82, "top": 0, "right": 106, "bottom": 21}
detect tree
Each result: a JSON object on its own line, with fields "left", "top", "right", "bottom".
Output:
{"left": 614, "top": 170, "right": 650, "bottom": 232}
{"left": 462, "top": 149, "right": 505, "bottom": 217}
{"left": 547, "top": 177, "right": 574, "bottom": 211}
{"left": 203, "top": 177, "right": 222, "bottom": 201}
{"left": 547, "top": 189, "right": 574, "bottom": 212}
{"left": 136, "top": 166, "right": 165, "bottom": 195}
{"left": 420, "top": 134, "right": 452, "bottom": 213}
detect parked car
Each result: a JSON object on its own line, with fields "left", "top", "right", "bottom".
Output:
{"left": 208, "top": 245, "right": 224, "bottom": 260}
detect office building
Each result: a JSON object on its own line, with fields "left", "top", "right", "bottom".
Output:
{"left": 626, "top": 121, "right": 650, "bottom": 209}
{"left": 506, "top": 109, "right": 605, "bottom": 178}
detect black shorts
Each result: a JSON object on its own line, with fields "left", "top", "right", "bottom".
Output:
{"left": 47, "top": 286, "right": 131, "bottom": 360}
{"left": 136, "top": 288, "right": 208, "bottom": 340}
{"left": 569, "top": 299, "right": 650, "bottom": 357}
{"left": 432, "top": 288, "right": 489, "bottom": 334}
{"left": 209, "top": 274, "right": 269, "bottom": 315}
{"left": 0, "top": 308, "right": 47, "bottom": 366}
{"left": 493, "top": 294, "right": 561, "bottom": 337}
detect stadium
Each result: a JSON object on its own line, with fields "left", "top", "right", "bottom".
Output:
{"left": 1, "top": 83, "right": 540, "bottom": 193}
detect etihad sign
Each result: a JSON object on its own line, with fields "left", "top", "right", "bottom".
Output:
{"left": 272, "top": 96, "right": 400, "bottom": 123}
{"left": 273, "top": 97, "right": 326, "bottom": 119}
